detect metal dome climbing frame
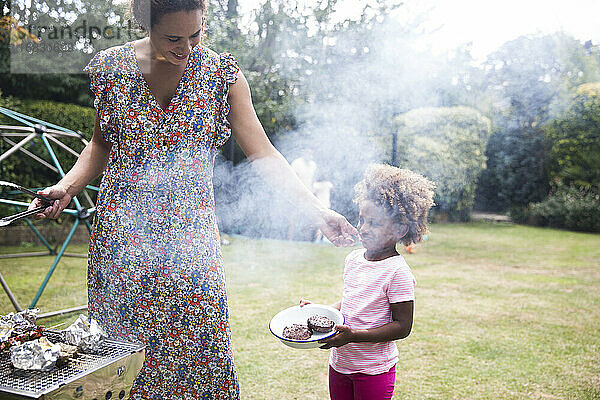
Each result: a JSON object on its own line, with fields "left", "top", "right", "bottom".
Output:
{"left": 0, "top": 106, "right": 98, "bottom": 318}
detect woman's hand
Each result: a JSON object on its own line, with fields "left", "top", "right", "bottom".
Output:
{"left": 319, "top": 324, "right": 354, "bottom": 349}
{"left": 28, "top": 185, "right": 72, "bottom": 220}
{"left": 318, "top": 209, "right": 358, "bottom": 247}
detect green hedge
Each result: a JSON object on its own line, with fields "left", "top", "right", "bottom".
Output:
{"left": 0, "top": 98, "right": 95, "bottom": 137}
{"left": 511, "top": 184, "right": 600, "bottom": 232}
{"left": 0, "top": 95, "right": 95, "bottom": 190}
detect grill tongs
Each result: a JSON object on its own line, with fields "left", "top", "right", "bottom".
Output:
{"left": 0, "top": 180, "right": 54, "bottom": 227}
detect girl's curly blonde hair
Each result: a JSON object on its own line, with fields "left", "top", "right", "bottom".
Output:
{"left": 354, "top": 164, "right": 435, "bottom": 246}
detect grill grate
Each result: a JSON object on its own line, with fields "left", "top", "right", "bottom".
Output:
{"left": 0, "top": 331, "right": 144, "bottom": 397}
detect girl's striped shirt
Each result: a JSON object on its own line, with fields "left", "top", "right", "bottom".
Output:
{"left": 329, "top": 249, "right": 415, "bottom": 375}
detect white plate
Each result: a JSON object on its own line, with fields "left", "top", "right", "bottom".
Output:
{"left": 269, "top": 304, "right": 344, "bottom": 349}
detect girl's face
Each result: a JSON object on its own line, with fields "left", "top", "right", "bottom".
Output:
{"left": 357, "top": 200, "right": 403, "bottom": 252}
{"left": 148, "top": 9, "right": 203, "bottom": 66}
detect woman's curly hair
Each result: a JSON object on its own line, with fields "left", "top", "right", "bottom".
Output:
{"left": 354, "top": 164, "right": 435, "bottom": 246}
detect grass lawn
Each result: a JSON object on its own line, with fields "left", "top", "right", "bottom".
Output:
{"left": 1, "top": 222, "right": 599, "bottom": 399}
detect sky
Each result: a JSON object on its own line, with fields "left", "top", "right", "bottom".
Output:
{"left": 239, "top": 0, "right": 600, "bottom": 61}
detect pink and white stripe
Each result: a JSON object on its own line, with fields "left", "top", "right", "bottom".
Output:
{"left": 330, "top": 249, "right": 415, "bottom": 375}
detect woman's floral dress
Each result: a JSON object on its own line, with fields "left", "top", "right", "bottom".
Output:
{"left": 83, "top": 42, "right": 240, "bottom": 399}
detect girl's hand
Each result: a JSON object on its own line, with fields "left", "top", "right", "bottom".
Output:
{"left": 28, "top": 185, "right": 72, "bottom": 220}
{"left": 318, "top": 209, "right": 358, "bottom": 247}
{"left": 319, "top": 324, "right": 354, "bottom": 349}
{"left": 299, "top": 299, "right": 312, "bottom": 307}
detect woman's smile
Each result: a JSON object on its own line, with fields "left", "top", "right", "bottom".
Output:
{"left": 170, "top": 51, "right": 189, "bottom": 61}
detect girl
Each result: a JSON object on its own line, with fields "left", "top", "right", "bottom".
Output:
{"left": 303, "top": 164, "right": 435, "bottom": 400}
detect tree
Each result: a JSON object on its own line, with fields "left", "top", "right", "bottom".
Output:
{"left": 474, "top": 33, "right": 600, "bottom": 211}
{"left": 394, "top": 106, "right": 491, "bottom": 220}
{"left": 0, "top": 0, "right": 131, "bottom": 104}
{"left": 545, "top": 82, "right": 600, "bottom": 191}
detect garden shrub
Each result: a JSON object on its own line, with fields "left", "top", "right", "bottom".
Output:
{"left": 0, "top": 95, "right": 95, "bottom": 191}
{"left": 545, "top": 82, "right": 600, "bottom": 191}
{"left": 476, "top": 126, "right": 550, "bottom": 212}
{"left": 519, "top": 184, "right": 600, "bottom": 232}
{"left": 394, "top": 106, "right": 492, "bottom": 221}
{"left": 507, "top": 205, "right": 528, "bottom": 225}
{"left": 12, "top": 99, "right": 95, "bottom": 137}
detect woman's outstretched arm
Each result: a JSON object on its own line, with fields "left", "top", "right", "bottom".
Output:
{"left": 28, "top": 114, "right": 112, "bottom": 219}
{"left": 227, "top": 71, "right": 357, "bottom": 246}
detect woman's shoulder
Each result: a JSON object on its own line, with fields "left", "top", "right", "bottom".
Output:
{"left": 198, "top": 45, "right": 218, "bottom": 59}
{"left": 197, "top": 45, "right": 239, "bottom": 83}
{"left": 98, "top": 42, "right": 130, "bottom": 57}
{"left": 84, "top": 42, "right": 133, "bottom": 75}
{"left": 197, "top": 45, "right": 234, "bottom": 61}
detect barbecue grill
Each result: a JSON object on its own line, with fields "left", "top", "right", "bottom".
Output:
{"left": 0, "top": 331, "right": 145, "bottom": 399}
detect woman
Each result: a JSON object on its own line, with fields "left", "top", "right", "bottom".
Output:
{"left": 29, "top": 0, "right": 356, "bottom": 398}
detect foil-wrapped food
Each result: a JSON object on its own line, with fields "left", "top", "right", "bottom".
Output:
{"left": 0, "top": 326, "right": 45, "bottom": 352}
{"left": 10, "top": 337, "right": 61, "bottom": 371}
{"left": 11, "top": 308, "right": 39, "bottom": 333}
{"left": 9, "top": 336, "right": 78, "bottom": 371}
{"left": 0, "top": 320, "right": 12, "bottom": 342}
{"left": 0, "top": 308, "right": 39, "bottom": 340}
{"left": 2, "top": 312, "right": 105, "bottom": 371}
{"left": 0, "top": 309, "right": 42, "bottom": 351}
{"left": 62, "top": 315, "right": 107, "bottom": 353}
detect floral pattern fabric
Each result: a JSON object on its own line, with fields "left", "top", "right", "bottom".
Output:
{"left": 84, "top": 41, "right": 240, "bottom": 399}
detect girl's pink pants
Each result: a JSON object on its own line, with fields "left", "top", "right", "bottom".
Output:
{"left": 328, "top": 364, "right": 396, "bottom": 400}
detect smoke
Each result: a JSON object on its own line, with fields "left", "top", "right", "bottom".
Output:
{"left": 213, "top": 3, "right": 597, "bottom": 237}
{"left": 213, "top": 10, "right": 463, "bottom": 239}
